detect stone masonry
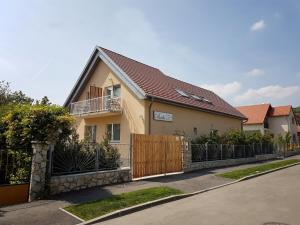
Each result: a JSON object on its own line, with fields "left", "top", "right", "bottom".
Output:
{"left": 28, "top": 142, "right": 49, "bottom": 201}
{"left": 49, "top": 168, "right": 131, "bottom": 195}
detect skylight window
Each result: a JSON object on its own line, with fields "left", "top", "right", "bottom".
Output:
{"left": 191, "top": 95, "right": 203, "bottom": 101}
{"left": 176, "top": 89, "right": 189, "bottom": 97}
{"left": 191, "top": 94, "right": 212, "bottom": 104}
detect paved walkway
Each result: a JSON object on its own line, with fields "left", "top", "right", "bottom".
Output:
{"left": 99, "top": 164, "right": 300, "bottom": 225}
{"left": 1, "top": 155, "right": 299, "bottom": 225}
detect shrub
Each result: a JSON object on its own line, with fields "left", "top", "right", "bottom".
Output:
{"left": 98, "top": 134, "right": 121, "bottom": 169}
{"left": 2, "top": 104, "right": 75, "bottom": 148}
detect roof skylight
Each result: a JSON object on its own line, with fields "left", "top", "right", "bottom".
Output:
{"left": 176, "top": 89, "right": 189, "bottom": 97}
{"left": 191, "top": 95, "right": 203, "bottom": 100}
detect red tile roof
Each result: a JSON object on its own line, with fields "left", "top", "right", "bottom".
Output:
{"left": 100, "top": 47, "right": 246, "bottom": 119}
{"left": 269, "top": 105, "right": 292, "bottom": 117}
{"left": 236, "top": 104, "right": 271, "bottom": 124}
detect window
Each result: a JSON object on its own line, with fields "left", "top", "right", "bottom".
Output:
{"left": 106, "top": 85, "right": 121, "bottom": 97}
{"left": 191, "top": 95, "right": 202, "bottom": 101}
{"left": 107, "top": 123, "right": 121, "bottom": 142}
{"left": 193, "top": 127, "right": 198, "bottom": 135}
{"left": 84, "top": 125, "right": 97, "bottom": 142}
{"left": 175, "top": 89, "right": 189, "bottom": 97}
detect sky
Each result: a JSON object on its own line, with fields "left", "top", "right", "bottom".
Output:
{"left": 1, "top": 0, "right": 300, "bottom": 107}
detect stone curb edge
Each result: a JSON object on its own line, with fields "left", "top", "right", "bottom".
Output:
{"left": 68, "top": 161, "right": 300, "bottom": 225}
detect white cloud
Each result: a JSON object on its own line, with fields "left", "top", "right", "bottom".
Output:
{"left": 247, "top": 68, "right": 265, "bottom": 77}
{"left": 251, "top": 20, "right": 265, "bottom": 31}
{"left": 235, "top": 85, "right": 300, "bottom": 103}
{"left": 201, "top": 81, "right": 241, "bottom": 97}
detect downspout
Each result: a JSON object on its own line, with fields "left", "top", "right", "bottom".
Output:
{"left": 148, "top": 97, "right": 154, "bottom": 135}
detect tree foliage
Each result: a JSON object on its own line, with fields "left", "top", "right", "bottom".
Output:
{"left": 0, "top": 81, "right": 33, "bottom": 106}
{"left": 1, "top": 104, "right": 75, "bottom": 148}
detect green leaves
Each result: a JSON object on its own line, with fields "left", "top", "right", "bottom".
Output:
{"left": 192, "top": 129, "right": 274, "bottom": 145}
{"left": 1, "top": 104, "right": 75, "bottom": 147}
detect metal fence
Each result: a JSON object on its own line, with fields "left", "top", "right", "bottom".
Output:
{"left": 191, "top": 143, "right": 276, "bottom": 162}
{"left": 51, "top": 143, "right": 130, "bottom": 176}
{"left": 0, "top": 148, "right": 32, "bottom": 185}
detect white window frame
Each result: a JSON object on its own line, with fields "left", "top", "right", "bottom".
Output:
{"left": 107, "top": 123, "right": 121, "bottom": 143}
{"left": 84, "top": 125, "right": 97, "bottom": 143}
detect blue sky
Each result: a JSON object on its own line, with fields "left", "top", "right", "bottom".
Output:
{"left": 1, "top": 0, "right": 300, "bottom": 106}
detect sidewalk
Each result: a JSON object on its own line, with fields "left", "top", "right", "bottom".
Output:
{"left": 1, "top": 155, "right": 299, "bottom": 225}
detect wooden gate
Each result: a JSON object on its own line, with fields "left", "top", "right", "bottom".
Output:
{"left": 132, "top": 134, "right": 183, "bottom": 179}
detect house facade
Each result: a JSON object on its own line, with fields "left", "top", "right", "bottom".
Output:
{"left": 236, "top": 104, "right": 299, "bottom": 143}
{"left": 64, "top": 47, "right": 246, "bottom": 150}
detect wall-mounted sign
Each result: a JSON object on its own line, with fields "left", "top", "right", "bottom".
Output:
{"left": 153, "top": 111, "right": 173, "bottom": 122}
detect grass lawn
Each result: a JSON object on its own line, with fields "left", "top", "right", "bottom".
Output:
{"left": 217, "top": 159, "right": 300, "bottom": 180}
{"left": 64, "top": 186, "right": 183, "bottom": 221}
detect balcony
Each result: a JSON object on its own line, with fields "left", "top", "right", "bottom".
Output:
{"left": 70, "top": 96, "right": 121, "bottom": 116}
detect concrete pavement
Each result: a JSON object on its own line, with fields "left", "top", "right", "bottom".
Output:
{"left": 98, "top": 164, "right": 300, "bottom": 225}
{"left": 1, "top": 156, "right": 299, "bottom": 225}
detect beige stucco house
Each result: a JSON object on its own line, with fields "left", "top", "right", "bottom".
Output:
{"left": 64, "top": 47, "right": 246, "bottom": 150}
{"left": 236, "top": 104, "right": 299, "bottom": 143}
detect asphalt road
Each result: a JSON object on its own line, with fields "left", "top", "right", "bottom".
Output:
{"left": 99, "top": 165, "right": 300, "bottom": 225}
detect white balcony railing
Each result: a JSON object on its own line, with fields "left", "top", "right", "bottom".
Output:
{"left": 70, "top": 96, "right": 121, "bottom": 115}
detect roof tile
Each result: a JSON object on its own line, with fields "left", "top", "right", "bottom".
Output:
{"left": 100, "top": 47, "right": 245, "bottom": 119}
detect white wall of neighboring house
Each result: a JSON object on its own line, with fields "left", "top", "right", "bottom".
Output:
{"left": 243, "top": 124, "right": 266, "bottom": 134}
{"left": 268, "top": 112, "right": 299, "bottom": 143}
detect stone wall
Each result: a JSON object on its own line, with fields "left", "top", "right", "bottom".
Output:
{"left": 49, "top": 168, "right": 131, "bottom": 195}
{"left": 285, "top": 150, "right": 300, "bottom": 157}
{"left": 28, "top": 142, "right": 49, "bottom": 201}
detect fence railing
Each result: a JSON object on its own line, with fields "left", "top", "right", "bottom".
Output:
{"left": 51, "top": 143, "right": 130, "bottom": 176}
{"left": 70, "top": 96, "right": 121, "bottom": 115}
{"left": 191, "top": 143, "right": 277, "bottom": 162}
{"left": 0, "top": 148, "right": 32, "bottom": 185}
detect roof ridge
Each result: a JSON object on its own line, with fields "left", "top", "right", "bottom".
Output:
{"left": 236, "top": 103, "right": 271, "bottom": 108}
{"left": 98, "top": 46, "right": 160, "bottom": 71}
{"left": 98, "top": 46, "right": 213, "bottom": 95}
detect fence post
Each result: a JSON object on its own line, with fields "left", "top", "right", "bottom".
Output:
{"left": 260, "top": 142, "right": 263, "bottom": 154}
{"left": 243, "top": 145, "right": 246, "bottom": 158}
{"left": 29, "top": 141, "right": 50, "bottom": 202}
{"left": 95, "top": 146, "right": 99, "bottom": 171}
{"left": 47, "top": 144, "right": 54, "bottom": 176}
{"left": 220, "top": 144, "right": 223, "bottom": 160}
{"left": 205, "top": 143, "right": 208, "bottom": 161}
{"left": 232, "top": 144, "right": 235, "bottom": 158}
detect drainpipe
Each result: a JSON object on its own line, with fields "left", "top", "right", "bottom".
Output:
{"left": 148, "top": 97, "right": 154, "bottom": 135}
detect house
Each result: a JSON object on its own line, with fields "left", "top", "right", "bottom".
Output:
{"left": 64, "top": 46, "right": 246, "bottom": 151}
{"left": 236, "top": 104, "right": 299, "bottom": 143}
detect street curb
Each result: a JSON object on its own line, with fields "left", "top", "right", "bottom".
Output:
{"left": 73, "top": 161, "right": 300, "bottom": 225}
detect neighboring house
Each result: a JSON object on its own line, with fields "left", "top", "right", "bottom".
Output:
{"left": 64, "top": 46, "right": 246, "bottom": 150}
{"left": 236, "top": 104, "right": 299, "bottom": 143}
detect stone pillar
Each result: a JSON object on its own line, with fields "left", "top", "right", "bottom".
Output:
{"left": 28, "top": 141, "right": 49, "bottom": 202}
{"left": 183, "top": 139, "right": 192, "bottom": 171}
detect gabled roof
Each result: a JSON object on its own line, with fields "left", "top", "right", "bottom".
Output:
{"left": 236, "top": 104, "right": 271, "bottom": 125}
{"left": 65, "top": 46, "right": 246, "bottom": 119}
{"left": 269, "top": 105, "right": 292, "bottom": 117}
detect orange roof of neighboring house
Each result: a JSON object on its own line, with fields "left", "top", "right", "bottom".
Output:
{"left": 269, "top": 105, "right": 292, "bottom": 117}
{"left": 236, "top": 104, "right": 271, "bottom": 124}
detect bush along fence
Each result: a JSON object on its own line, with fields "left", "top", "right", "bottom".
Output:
{"left": 48, "top": 140, "right": 131, "bottom": 195}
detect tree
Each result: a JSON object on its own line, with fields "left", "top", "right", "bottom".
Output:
{"left": 35, "top": 96, "right": 51, "bottom": 105}
{"left": 0, "top": 80, "right": 33, "bottom": 105}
